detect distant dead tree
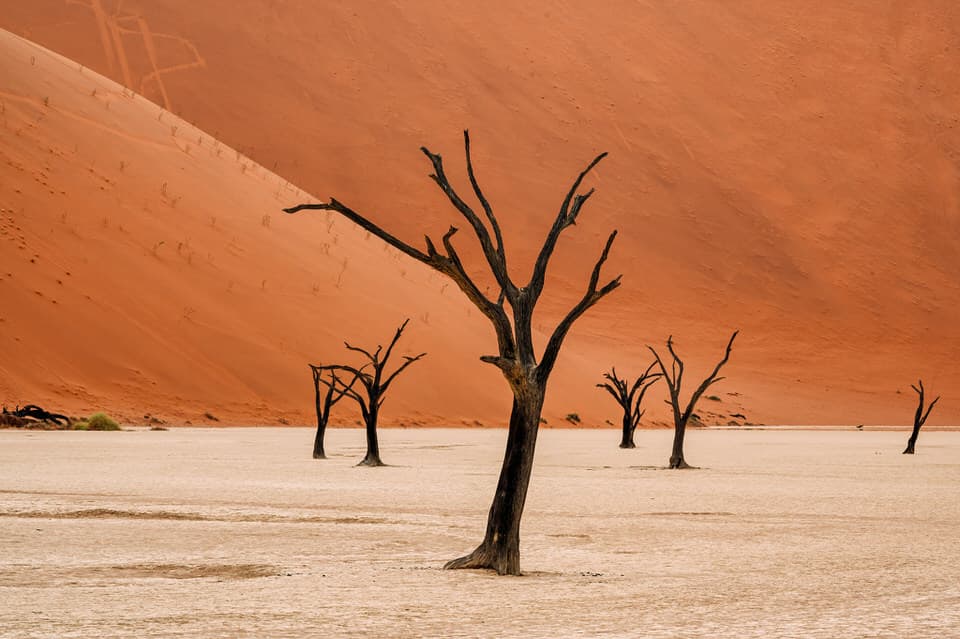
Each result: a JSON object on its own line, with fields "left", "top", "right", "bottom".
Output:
{"left": 649, "top": 332, "right": 738, "bottom": 469}
{"left": 2, "top": 404, "right": 70, "bottom": 427}
{"left": 903, "top": 379, "right": 940, "bottom": 455}
{"left": 285, "top": 131, "right": 619, "bottom": 575}
{"left": 319, "top": 319, "right": 426, "bottom": 467}
{"left": 308, "top": 365, "right": 362, "bottom": 459}
{"left": 597, "top": 364, "right": 660, "bottom": 449}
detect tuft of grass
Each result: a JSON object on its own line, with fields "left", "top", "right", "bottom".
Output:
{"left": 73, "top": 412, "right": 121, "bottom": 431}
{"left": 706, "top": 395, "right": 722, "bottom": 401}
{"left": 565, "top": 413, "right": 581, "bottom": 425}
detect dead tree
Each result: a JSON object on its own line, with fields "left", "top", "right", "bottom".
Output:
{"left": 3, "top": 404, "right": 70, "bottom": 427}
{"left": 319, "top": 320, "right": 426, "bottom": 467}
{"left": 597, "top": 364, "right": 661, "bottom": 448}
{"left": 308, "top": 366, "right": 361, "bottom": 459}
{"left": 648, "top": 332, "right": 738, "bottom": 469}
{"left": 903, "top": 379, "right": 940, "bottom": 454}
{"left": 284, "top": 131, "right": 619, "bottom": 575}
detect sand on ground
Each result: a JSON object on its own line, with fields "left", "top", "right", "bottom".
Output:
{"left": 1, "top": 427, "right": 958, "bottom": 638}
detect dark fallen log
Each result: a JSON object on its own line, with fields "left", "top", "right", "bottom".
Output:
{"left": 2, "top": 404, "right": 71, "bottom": 427}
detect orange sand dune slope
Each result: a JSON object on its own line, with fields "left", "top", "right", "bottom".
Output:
{"left": 2, "top": 0, "right": 960, "bottom": 425}
{"left": 0, "top": 31, "right": 516, "bottom": 426}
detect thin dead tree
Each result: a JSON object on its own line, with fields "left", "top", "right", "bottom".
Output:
{"left": 648, "top": 331, "right": 738, "bottom": 469}
{"left": 597, "top": 363, "right": 661, "bottom": 449}
{"left": 308, "top": 365, "right": 362, "bottom": 459}
{"left": 284, "top": 131, "right": 619, "bottom": 575}
{"left": 321, "top": 319, "right": 426, "bottom": 467}
{"left": 903, "top": 379, "right": 940, "bottom": 455}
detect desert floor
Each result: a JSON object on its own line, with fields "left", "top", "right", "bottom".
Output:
{"left": 1, "top": 427, "right": 958, "bottom": 638}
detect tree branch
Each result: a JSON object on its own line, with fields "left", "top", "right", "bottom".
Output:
{"left": 682, "top": 330, "right": 739, "bottom": 423}
{"left": 382, "top": 352, "right": 427, "bottom": 393}
{"left": 313, "top": 363, "right": 371, "bottom": 415}
{"left": 421, "top": 138, "right": 515, "bottom": 300}
{"left": 528, "top": 151, "right": 607, "bottom": 300}
{"left": 648, "top": 341, "right": 682, "bottom": 426}
{"left": 463, "top": 130, "right": 509, "bottom": 296}
{"left": 284, "top": 199, "right": 430, "bottom": 264}
{"left": 537, "top": 230, "right": 621, "bottom": 382}
{"left": 921, "top": 395, "right": 941, "bottom": 426}
{"left": 597, "top": 381, "right": 625, "bottom": 405}
{"left": 380, "top": 319, "right": 412, "bottom": 370}
{"left": 437, "top": 226, "right": 518, "bottom": 361}
{"left": 343, "top": 341, "right": 379, "bottom": 365}
{"left": 665, "top": 335, "right": 684, "bottom": 396}
{"left": 311, "top": 366, "right": 364, "bottom": 415}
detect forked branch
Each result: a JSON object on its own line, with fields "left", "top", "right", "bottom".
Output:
{"left": 528, "top": 151, "right": 608, "bottom": 301}
{"left": 537, "top": 230, "right": 621, "bottom": 381}
{"left": 284, "top": 144, "right": 518, "bottom": 363}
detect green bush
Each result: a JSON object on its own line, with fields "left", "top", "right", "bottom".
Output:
{"left": 73, "top": 412, "right": 121, "bottom": 431}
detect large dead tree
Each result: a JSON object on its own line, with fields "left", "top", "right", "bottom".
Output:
{"left": 597, "top": 364, "right": 661, "bottom": 449}
{"left": 284, "top": 131, "right": 619, "bottom": 575}
{"left": 903, "top": 379, "right": 940, "bottom": 455}
{"left": 319, "top": 320, "right": 426, "bottom": 467}
{"left": 308, "top": 366, "right": 362, "bottom": 459}
{"left": 648, "top": 332, "right": 738, "bottom": 469}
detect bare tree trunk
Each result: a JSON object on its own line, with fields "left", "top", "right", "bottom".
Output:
{"left": 903, "top": 429, "right": 919, "bottom": 455}
{"left": 445, "top": 393, "right": 543, "bottom": 575}
{"left": 669, "top": 420, "right": 690, "bottom": 468}
{"left": 359, "top": 404, "right": 383, "bottom": 466}
{"left": 313, "top": 377, "right": 326, "bottom": 459}
{"left": 312, "top": 425, "right": 326, "bottom": 459}
{"left": 620, "top": 414, "right": 636, "bottom": 449}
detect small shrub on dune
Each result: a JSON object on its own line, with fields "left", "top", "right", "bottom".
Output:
{"left": 73, "top": 412, "right": 121, "bottom": 431}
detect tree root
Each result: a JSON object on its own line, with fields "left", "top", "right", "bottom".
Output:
{"left": 356, "top": 456, "right": 386, "bottom": 467}
{"left": 444, "top": 543, "right": 520, "bottom": 575}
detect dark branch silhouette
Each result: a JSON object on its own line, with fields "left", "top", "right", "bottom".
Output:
{"left": 285, "top": 131, "right": 618, "bottom": 574}
{"left": 597, "top": 363, "right": 661, "bottom": 449}
{"left": 314, "top": 320, "right": 425, "bottom": 467}
{"left": 903, "top": 379, "right": 940, "bottom": 454}
{"left": 308, "top": 366, "right": 362, "bottom": 459}
{"left": 648, "top": 331, "right": 738, "bottom": 469}
{"left": 2, "top": 404, "right": 70, "bottom": 427}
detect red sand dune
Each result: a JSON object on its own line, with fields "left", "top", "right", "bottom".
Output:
{"left": 2, "top": 1, "right": 959, "bottom": 426}
{"left": 0, "top": 32, "right": 507, "bottom": 427}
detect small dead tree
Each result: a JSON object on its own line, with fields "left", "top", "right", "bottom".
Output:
{"left": 321, "top": 319, "right": 426, "bottom": 467}
{"left": 648, "top": 331, "right": 738, "bottom": 469}
{"left": 903, "top": 379, "right": 940, "bottom": 455}
{"left": 285, "top": 131, "right": 619, "bottom": 574}
{"left": 308, "top": 366, "right": 362, "bottom": 459}
{"left": 597, "top": 363, "right": 661, "bottom": 448}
